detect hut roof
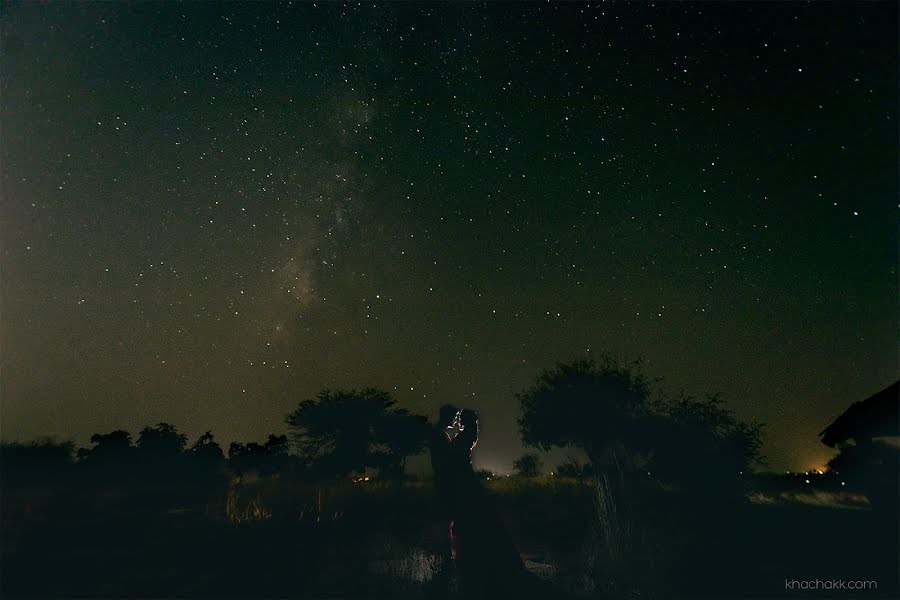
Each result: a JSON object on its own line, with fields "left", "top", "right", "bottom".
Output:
{"left": 819, "top": 381, "right": 899, "bottom": 447}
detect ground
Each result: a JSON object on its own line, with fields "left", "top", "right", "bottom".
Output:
{"left": 2, "top": 477, "right": 897, "bottom": 599}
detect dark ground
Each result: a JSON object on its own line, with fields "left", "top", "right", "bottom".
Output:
{"left": 2, "top": 478, "right": 897, "bottom": 599}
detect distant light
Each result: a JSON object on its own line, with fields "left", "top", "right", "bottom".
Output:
{"left": 804, "top": 479, "right": 810, "bottom": 484}
{"left": 841, "top": 481, "right": 846, "bottom": 486}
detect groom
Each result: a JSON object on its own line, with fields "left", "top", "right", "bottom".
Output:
{"left": 429, "top": 404, "right": 459, "bottom": 562}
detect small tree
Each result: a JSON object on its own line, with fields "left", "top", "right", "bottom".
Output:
{"left": 517, "top": 353, "right": 766, "bottom": 574}
{"left": 371, "top": 408, "right": 429, "bottom": 478}
{"left": 136, "top": 422, "right": 188, "bottom": 457}
{"left": 517, "top": 355, "right": 653, "bottom": 479}
{"left": 517, "top": 355, "right": 764, "bottom": 491}
{"left": 556, "top": 458, "right": 593, "bottom": 485}
{"left": 647, "top": 392, "right": 765, "bottom": 500}
{"left": 191, "top": 431, "right": 224, "bottom": 464}
{"left": 184, "top": 431, "right": 228, "bottom": 513}
{"left": 77, "top": 430, "right": 134, "bottom": 463}
{"left": 1, "top": 438, "right": 75, "bottom": 484}
{"left": 513, "top": 452, "right": 542, "bottom": 478}
{"left": 228, "top": 434, "right": 292, "bottom": 478}
{"left": 285, "top": 388, "right": 427, "bottom": 479}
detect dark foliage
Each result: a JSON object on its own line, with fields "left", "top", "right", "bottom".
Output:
{"left": 517, "top": 354, "right": 765, "bottom": 495}
{"left": 284, "top": 387, "right": 428, "bottom": 479}
{"left": 0, "top": 438, "right": 75, "bottom": 485}
{"left": 228, "top": 434, "right": 300, "bottom": 479}
{"left": 76, "top": 430, "right": 134, "bottom": 465}
{"left": 555, "top": 458, "right": 593, "bottom": 484}
{"left": 2, "top": 379, "right": 896, "bottom": 599}
{"left": 512, "top": 453, "right": 542, "bottom": 478}
{"left": 518, "top": 356, "right": 653, "bottom": 465}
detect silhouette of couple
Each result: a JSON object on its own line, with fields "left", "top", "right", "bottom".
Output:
{"left": 430, "top": 404, "right": 527, "bottom": 597}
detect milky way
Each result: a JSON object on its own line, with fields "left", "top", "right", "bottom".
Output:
{"left": 2, "top": 3, "right": 897, "bottom": 472}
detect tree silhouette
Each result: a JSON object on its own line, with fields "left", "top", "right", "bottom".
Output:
{"left": 76, "top": 430, "right": 134, "bottom": 464}
{"left": 370, "top": 407, "right": 429, "bottom": 478}
{"left": 516, "top": 356, "right": 643, "bottom": 564}
{"left": 555, "top": 458, "right": 593, "bottom": 484}
{"left": 133, "top": 422, "right": 190, "bottom": 490}
{"left": 228, "top": 434, "right": 293, "bottom": 478}
{"left": 228, "top": 440, "right": 267, "bottom": 476}
{"left": 261, "top": 434, "right": 291, "bottom": 476}
{"left": 513, "top": 453, "right": 542, "bottom": 477}
{"left": 647, "top": 391, "right": 764, "bottom": 501}
{"left": 264, "top": 433, "right": 289, "bottom": 456}
{"left": 284, "top": 387, "right": 427, "bottom": 479}
{"left": 182, "top": 431, "right": 229, "bottom": 513}
{"left": 1, "top": 438, "right": 75, "bottom": 484}
{"left": 75, "top": 430, "right": 140, "bottom": 495}
{"left": 190, "top": 430, "right": 224, "bottom": 464}
{"left": 517, "top": 355, "right": 764, "bottom": 493}
{"left": 517, "top": 356, "right": 653, "bottom": 472}
{"left": 136, "top": 422, "right": 188, "bottom": 457}
{"left": 517, "top": 354, "right": 766, "bottom": 569}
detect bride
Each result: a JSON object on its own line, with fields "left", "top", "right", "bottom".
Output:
{"left": 450, "top": 409, "right": 528, "bottom": 597}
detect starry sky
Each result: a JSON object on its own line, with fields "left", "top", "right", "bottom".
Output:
{"left": 2, "top": 2, "right": 897, "bottom": 473}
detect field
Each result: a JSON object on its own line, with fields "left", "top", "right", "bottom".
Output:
{"left": 2, "top": 473, "right": 897, "bottom": 599}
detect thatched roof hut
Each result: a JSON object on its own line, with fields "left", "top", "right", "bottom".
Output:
{"left": 819, "top": 381, "right": 899, "bottom": 447}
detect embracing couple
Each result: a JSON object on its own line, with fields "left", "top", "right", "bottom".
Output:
{"left": 429, "top": 404, "right": 528, "bottom": 597}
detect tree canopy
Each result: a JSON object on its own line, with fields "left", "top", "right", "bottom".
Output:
{"left": 512, "top": 453, "right": 543, "bottom": 477}
{"left": 136, "top": 422, "right": 188, "bottom": 456}
{"left": 517, "top": 355, "right": 764, "bottom": 496}
{"left": 517, "top": 355, "right": 654, "bottom": 467}
{"left": 284, "top": 388, "right": 428, "bottom": 479}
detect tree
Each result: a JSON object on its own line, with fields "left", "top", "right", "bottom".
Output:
{"left": 555, "top": 458, "right": 593, "bottom": 485}
{"left": 183, "top": 431, "right": 229, "bottom": 512}
{"left": 513, "top": 453, "right": 542, "bottom": 477}
{"left": 647, "top": 391, "right": 764, "bottom": 499}
{"left": 517, "top": 354, "right": 766, "bottom": 567}
{"left": 261, "top": 434, "right": 291, "bottom": 476}
{"left": 76, "top": 430, "right": 138, "bottom": 487}
{"left": 1, "top": 438, "right": 75, "bottom": 484}
{"left": 517, "top": 355, "right": 653, "bottom": 472}
{"left": 136, "top": 422, "right": 188, "bottom": 457}
{"left": 228, "top": 440, "right": 267, "bottom": 475}
{"left": 284, "top": 388, "right": 428, "bottom": 479}
{"left": 190, "top": 431, "right": 224, "bottom": 464}
{"left": 517, "top": 356, "right": 650, "bottom": 565}
{"left": 370, "top": 408, "right": 429, "bottom": 478}
{"left": 228, "top": 434, "right": 296, "bottom": 478}
{"left": 517, "top": 355, "right": 764, "bottom": 492}
{"left": 77, "top": 430, "right": 134, "bottom": 463}
{"left": 264, "top": 434, "right": 289, "bottom": 456}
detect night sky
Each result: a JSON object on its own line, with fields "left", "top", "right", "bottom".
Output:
{"left": 2, "top": 2, "right": 897, "bottom": 473}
